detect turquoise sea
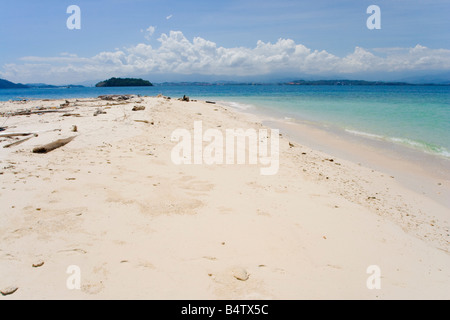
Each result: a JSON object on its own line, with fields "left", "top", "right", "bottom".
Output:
{"left": 1, "top": 85, "right": 449, "bottom": 159}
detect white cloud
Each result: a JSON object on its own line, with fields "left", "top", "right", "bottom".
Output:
{"left": 143, "top": 26, "right": 156, "bottom": 41}
{"left": 2, "top": 31, "right": 450, "bottom": 84}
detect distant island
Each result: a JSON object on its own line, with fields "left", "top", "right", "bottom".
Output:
{"left": 0, "top": 78, "right": 84, "bottom": 89}
{"left": 95, "top": 77, "right": 153, "bottom": 87}
{"left": 155, "top": 80, "right": 450, "bottom": 86}
{"left": 0, "top": 79, "right": 29, "bottom": 89}
{"left": 26, "top": 83, "right": 85, "bottom": 89}
{"left": 286, "top": 80, "right": 427, "bottom": 86}
{"left": 1, "top": 77, "right": 449, "bottom": 89}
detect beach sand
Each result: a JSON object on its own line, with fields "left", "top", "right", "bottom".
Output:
{"left": 0, "top": 95, "right": 448, "bottom": 299}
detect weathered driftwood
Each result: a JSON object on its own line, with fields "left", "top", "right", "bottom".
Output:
{"left": 3, "top": 109, "right": 72, "bottom": 117}
{"left": 62, "top": 113, "right": 81, "bottom": 117}
{"left": 3, "top": 135, "right": 36, "bottom": 148}
{"left": 32, "top": 136, "right": 76, "bottom": 154}
{"left": 0, "top": 132, "right": 34, "bottom": 138}
{"left": 98, "top": 94, "right": 138, "bottom": 101}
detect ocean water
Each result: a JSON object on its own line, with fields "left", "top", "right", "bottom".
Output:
{"left": 1, "top": 85, "right": 449, "bottom": 159}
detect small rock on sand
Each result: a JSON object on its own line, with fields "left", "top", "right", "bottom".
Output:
{"left": 94, "top": 109, "right": 106, "bottom": 116}
{"left": 1, "top": 287, "right": 18, "bottom": 296}
{"left": 232, "top": 267, "right": 249, "bottom": 281}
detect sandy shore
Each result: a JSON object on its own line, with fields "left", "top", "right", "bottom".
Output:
{"left": 0, "top": 95, "right": 449, "bottom": 300}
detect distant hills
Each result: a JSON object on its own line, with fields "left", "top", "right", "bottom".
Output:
{"left": 95, "top": 77, "right": 153, "bottom": 87}
{"left": 0, "top": 79, "right": 29, "bottom": 89}
{"left": 285, "top": 80, "right": 448, "bottom": 86}
{"left": 0, "top": 79, "right": 84, "bottom": 89}
{"left": 1, "top": 77, "right": 449, "bottom": 89}
{"left": 26, "top": 83, "right": 84, "bottom": 89}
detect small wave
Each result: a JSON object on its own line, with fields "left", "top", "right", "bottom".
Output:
{"left": 218, "top": 101, "right": 255, "bottom": 110}
{"left": 345, "top": 129, "right": 384, "bottom": 140}
{"left": 389, "top": 137, "right": 450, "bottom": 158}
{"left": 345, "top": 129, "right": 450, "bottom": 158}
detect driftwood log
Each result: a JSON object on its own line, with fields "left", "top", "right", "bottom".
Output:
{"left": 32, "top": 136, "right": 76, "bottom": 154}
{"left": 5, "top": 110, "right": 71, "bottom": 117}
{"left": 0, "top": 132, "right": 34, "bottom": 138}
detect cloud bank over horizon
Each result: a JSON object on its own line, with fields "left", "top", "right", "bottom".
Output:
{"left": 2, "top": 30, "right": 450, "bottom": 84}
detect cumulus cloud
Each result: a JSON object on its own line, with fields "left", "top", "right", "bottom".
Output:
{"left": 2, "top": 30, "right": 450, "bottom": 83}
{"left": 142, "top": 26, "right": 156, "bottom": 41}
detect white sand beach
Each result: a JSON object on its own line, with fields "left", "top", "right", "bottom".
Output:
{"left": 0, "top": 95, "right": 448, "bottom": 299}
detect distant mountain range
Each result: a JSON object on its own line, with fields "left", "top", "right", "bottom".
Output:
{"left": 0, "top": 79, "right": 84, "bottom": 89}
{"left": 26, "top": 83, "right": 85, "bottom": 89}
{"left": 1, "top": 77, "right": 450, "bottom": 89}
{"left": 284, "top": 80, "right": 449, "bottom": 86}
{"left": 0, "top": 79, "right": 29, "bottom": 89}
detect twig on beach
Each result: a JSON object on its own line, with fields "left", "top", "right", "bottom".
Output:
{"left": 3, "top": 134, "right": 37, "bottom": 148}
{"left": 134, "top": 120, "right": 154, "bottom": 125}
{"left": 32, "top": 136, "right": 76, "bottom": 154}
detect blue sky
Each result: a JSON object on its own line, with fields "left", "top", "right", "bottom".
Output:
{"left": 1, "top": 0, "right": 450, "bottom": 84}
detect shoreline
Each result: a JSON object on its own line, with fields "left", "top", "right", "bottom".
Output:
{"left": 218, "top": 99, "right": 450, "bottom": 208}
{"left": 219, "top": 100, "right": 450, "bottom": 249}
{"left": 0, "top": 95, "right": 449, "bottom": 299}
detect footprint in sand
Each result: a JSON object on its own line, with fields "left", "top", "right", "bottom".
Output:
{"left": 178, "top": 176, "right": 215, "bottom": 193}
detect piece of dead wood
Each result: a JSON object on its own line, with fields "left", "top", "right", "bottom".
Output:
{"left": 94, "top": 108, "right": 107, "bottom": 116}
{"left": 3, "top": 135, "right": 37, "bottom": 149}
{"left": 62, "top": 113, "right": 81, "bottom": 117}
{"left": 32, "top": 136, "right": 76, "bottom": 154}
{"left": 134, "top": 120, "right": 149, "bottom": 124}
{"left": 9, "top": 110, "right": 69, "bottom": 116}
{"left": 0, "top": 132, "right": 34, "bottom": 138}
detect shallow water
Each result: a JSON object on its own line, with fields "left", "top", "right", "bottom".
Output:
{"left": 1, "top": 84, "right": 449, "bottom": 160}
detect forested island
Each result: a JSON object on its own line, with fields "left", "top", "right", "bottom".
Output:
{"left": 95, "top": 78, "right": 153, "bottom": 87}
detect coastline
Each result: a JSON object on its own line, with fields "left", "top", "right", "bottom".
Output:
{"left": 223, "top": 99, "right": 450, "bottom": 250}
{"left": 264, "top": 118, "right": 450, "bottom": 208}
{"left": 217, "top": 98, "right": 450, "bottom": 205}
{"left": 0, "top": 95, "right": 449, "bottom": 299}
